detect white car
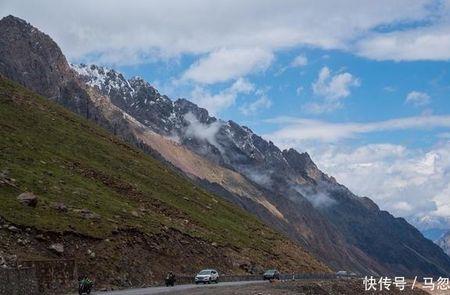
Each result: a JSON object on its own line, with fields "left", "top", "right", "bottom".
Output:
{"left": 195, "top": 269, "right": 219, "bottom": 284}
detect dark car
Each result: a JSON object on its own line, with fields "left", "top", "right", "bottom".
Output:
{"left": 263, "top": 269, "right": 280, "bottom": 280}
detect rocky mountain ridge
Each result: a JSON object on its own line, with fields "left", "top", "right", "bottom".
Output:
{"left": 2, "top": 15, "right": 450, "bottom": 277}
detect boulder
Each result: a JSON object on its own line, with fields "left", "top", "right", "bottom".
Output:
{"left": 51, "top": 202, "right": 68, "bottom": 212}
{"left": 77, "top": 208, "right": 101, "bottom": 220}
{"left": 17, "top": 192, "right": 39, "bottom": 207}
{"left": 87, "top": 249, "right": 96, "bottom": 258}
{"left": 7, "top": 225, "right": 19, "bottom": 232}
{"left": 48, "top": 243, "right": 64, "bottom": 254}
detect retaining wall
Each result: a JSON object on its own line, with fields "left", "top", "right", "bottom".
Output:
{"left": 21, "top": 259, "right": 77, "bottom": 294}
{"left": 0, "top": 267, "right": 39, "bottom": 295}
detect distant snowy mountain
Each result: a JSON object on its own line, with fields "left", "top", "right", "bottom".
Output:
{"left": 409, "top": 215, "right": 450, "bottom": 231}
{"left": 437, "top": 231, "right": 450, "bottom": 256}
{"left": 408, "top": 215, "right": 450, "bottom": 241}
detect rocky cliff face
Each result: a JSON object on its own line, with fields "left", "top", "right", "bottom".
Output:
{"left": 2, "top": 15, "right": 450, "bottom": 277}
{"left": 0, "top": 15, "right": 94, "bottom": 117}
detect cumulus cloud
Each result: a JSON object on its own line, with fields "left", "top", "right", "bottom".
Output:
{"left": 182, "top": 48, "right": 273, "bottom": 84}
{"left": 405, "top": 91, "right": 431, "bottom": 107}
{"left": 312, "top": 67, "right": 360, "bottom": 99}
{"left": 239, "top": 95, "right": 272, "bottom": 116}
{"left": 190, "top": 78, "right": 254, "bottom": 114}
{"left": 265, "top": 114, "right": 450, "bottom": 144}
{"left": 0, "top": 0, "right": 437, "bottom": 65}
{"left": 291, "top": 54, "right": 308, "bottom": 67}
{"left": 305, "top": 66, "right": 360, "bottom": 113}
{"left": 306, "top": 142, "right": 450, "bottom": 220}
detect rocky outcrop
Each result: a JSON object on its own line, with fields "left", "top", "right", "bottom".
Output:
{"left": 0, "top": 15, "right": 137, "bottom": 141}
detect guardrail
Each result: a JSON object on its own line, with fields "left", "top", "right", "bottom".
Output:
{"left": 280, "top": 273, "right": 339, "bottom": 280}
{"left": 172, "top": 272, "right": 339, "bottom": 285}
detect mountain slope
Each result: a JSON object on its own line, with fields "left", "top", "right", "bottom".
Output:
{"left": 0, "top": 75, "right": 328, "bottom": 288}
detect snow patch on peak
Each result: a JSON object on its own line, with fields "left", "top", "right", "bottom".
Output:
{"left": 71, "top": 63, "right": 133, "bottom": 95}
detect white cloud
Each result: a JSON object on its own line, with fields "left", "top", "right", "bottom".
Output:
{"left": 190, "top": 78, "right": 254, "bottom": 114}
{"left": 291, "top": 54, "right": 308, "bottom": 67}
{"left": 239, "top": 95, "right": 272, "bottom": 116}
{"left": 0, "top": 0, "right": 437, "bottom": 65}
{"left": 305, "top": 142, "right": 450, "bottom": 220}
{"left": 182, "top": 48, "right": 273, "bottom": 84}
{"left": 312, "top": 67, "right": 360, "bottom": 99}
{"left": 183, "top": 112, "right": 223, "bottom": 152}
{"left": 383, "top": 86, "right": 396, "bottom": 92}
{"left": 265, "top": 114, "right": 450, "bottom": 144}
{"left": 305, "top": 67, "right": 360, "bottom": 113}
{"left": 356, "top": 25, "right": 450, "bottom": 61}
{"left": 406, "top": 91, "right": 431, "bottom": 107}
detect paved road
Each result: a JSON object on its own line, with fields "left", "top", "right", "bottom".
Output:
{"left": 93, "top": 280, "right": 265, "bottom": 295}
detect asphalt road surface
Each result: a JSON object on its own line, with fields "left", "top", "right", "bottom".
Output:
{"left": 93, "top": 280, "right": 265, "bottom": 295}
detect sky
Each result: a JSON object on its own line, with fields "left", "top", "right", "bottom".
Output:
{"left": 2, "top": 0, "right": 450, "bottom": 227}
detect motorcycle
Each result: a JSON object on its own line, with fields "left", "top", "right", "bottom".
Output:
{"left": 78, "top": 278, "right": 93, "bottom": 295}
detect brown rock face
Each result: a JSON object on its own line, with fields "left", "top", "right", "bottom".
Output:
{"left": 0, "top": 15, "right": 71, "bottom": 100}
{"left": 0, "top": 15, "right": 104, "bottom": 121}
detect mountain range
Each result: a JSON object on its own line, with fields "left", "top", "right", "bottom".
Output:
{"left": 1, "top": 15, "right": 450, "bottom": 280}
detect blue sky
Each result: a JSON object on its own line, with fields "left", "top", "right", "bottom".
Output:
{"left": 2, "top": 0, "right": 450, "bottom": 227}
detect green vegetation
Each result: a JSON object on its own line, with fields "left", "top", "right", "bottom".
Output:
{"left": 0, "top": 76, "right": 284, "bottom": 251}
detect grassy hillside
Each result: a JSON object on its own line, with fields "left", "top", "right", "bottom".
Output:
{"left": 0, "top": 76, "right": 328, "bottom": 287}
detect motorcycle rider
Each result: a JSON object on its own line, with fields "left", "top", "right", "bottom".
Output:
{"left": 78, "top": 275, "right": 94, "bottom": 294}
{"left": 165, "top": 271, "right": 176, "bottom": 287}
